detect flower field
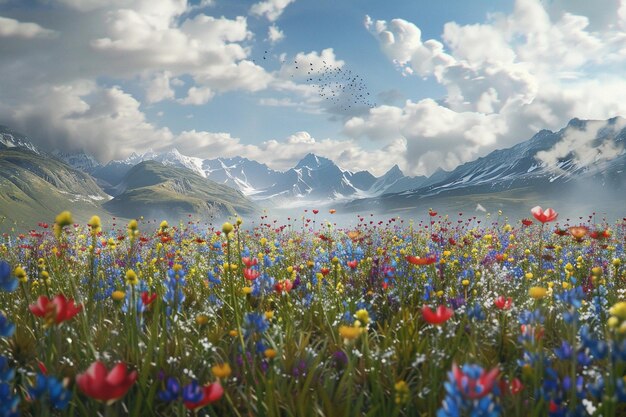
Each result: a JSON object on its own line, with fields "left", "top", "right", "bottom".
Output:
{"left": 0, "top": 206, "right": 625, "bottom": 416}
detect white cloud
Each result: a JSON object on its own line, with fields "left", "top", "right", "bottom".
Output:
{"left": 179, "top": 86, "right": 214, "bottom": 105}
{"left": 535, "top": 118, "right": 626, "bottom": 169}
{"left": 250, "top": 0, "right": 295, "bottom": 22}
{"left": 0, "top": 16, "right": 56, "bottom": 38}
{"left": 267, "top": 24, "right": 284, "bottom": 44}
{"left": 0, "top": 82, "right": 172, "bottom": 162}
{"left": 356, "top": 0, "right": 626, "bottom": 175}
{"left": 144, "top": 71, "right": 175, "bottom": 104}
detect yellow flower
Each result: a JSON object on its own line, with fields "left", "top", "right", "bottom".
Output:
{"left": 591, "top": 267, "right": 603, "bottom": 276}
{"left": 608, "top": 316, "right": 619, "bottom": 329}
{"left": 55, "top": 211, "right": 73, "bottom": 228}
{"left": 462, "top": 279, "right": 470, "bottom": 286}
{"left": 339, "top": 325, "right": 361, "bottom": 341}
{"left": 229, "top": 330, "right": 238, "bottom": 337}
{"left": 13, "top": 266, "right": 27, "bottom": 283}
{"left": 242, "top": 286, "right": 252, "bottom": 295}
{"left": 609, "top": 302, "right": 626, "bottom": 320}
{"left": 195, "top": 314, "right": 209, "bottom": 325}
{"left": 128, "top": 219, "right": 138, "bottom": 235}
{"left": 112, "top": 290, "right": 125, "bottom": 301}
{"left": 525, "top": 273, "right": 534, "bottom": 280}
{"left": 211, "top": 363, "right": 232, "bottom": 379}
{"left": 613, "top": 258, "right": 622, "bottom": 267}
{"left": 88, "top": 215, "right": 101, "bottom": 233}
{"left": 265, "top": 311, "right": 274, "bottom": 320}
{"left": 394, "top": 380, "right": 410, "bottom": 405}
{"left": 355, "top": 309, "right": 370, "bottom": 325}
{"left": 529, "top": 287, "right": 547, "bottom": 299}
{"left": 222, "top": 222, "right": 234, "bottom": 234}
{"left": 125, "top": 269, "right": 138, "bottom": 286}
{"left": 159, "top": 220, "right": 168, "bottom": 230}
{"left": 264, "top": 349, "right": 277, "bottom": 359}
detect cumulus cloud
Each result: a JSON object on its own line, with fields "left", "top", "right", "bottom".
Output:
{"left": 267, "top": 24, "right": 284, "bottom": 44}
{"left": 250, "top": 0, "right": 295, "bottom": 22}
{"left": 535, "top": 118, "right": 626, "bottom": 170}
{"left": 355, "top": 0, "right": 626, "bottom": 176}
{"left": 0, "top": 82, "right": 172, "bottom": 162}
{"left": 0, "top": 16, "right": 56, "bottom": 38}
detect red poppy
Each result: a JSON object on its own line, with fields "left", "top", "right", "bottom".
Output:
{"left": 453, "top": 363, "right": 499, "bottom": 400}
{"left": 320, "top": 267, "right": 330, "bottom": 276}
{"left": 530, "top": 206, "right": 558, "bottom": 223}
{"left": 29, "top": 294, "right": 83, "bottom": 325}
{"left": 406, "top": 255, "right": 437, "bottom": 266}
{"left": 275, "top": 279, "right": 293, "bottom": 294}
{"left": 243, "top": 268, "right": 260, "bottom": 281}
{"left": 429, "top": 210, "right": 437, "bottom": 217}
{"left": 347, "top": 260, "right": 358, "bottom": 270}
{"left": 242, "top": 257, "right": 258, "bottom": 268}
{"left": 494, "top": 296, "right": 512, "bottom": 310}
{"left": 590, "top": 229, "right": 611, "bottom": 240}
{"left": 553, "top": 229, "right": 568, "bottom": 236}
{"left": 141, "top": 292, "right": 157, "bottom": 306}
{"left": 422, "top": 305, "right": 453, "bottom": 325}
{"left": 76, "top": 361, "right": 137, "bottom": 403}
{"left": 568, "top": 226, "right": 588, "bottom": 241}
{"left": 521, "top": 219, "right": 533, "bottom": 226}
{"left": 184, "top": 382, "right": 224, "bottom": 410}
{"left": 312, "top": 209, "right": 319, "bottom": 214}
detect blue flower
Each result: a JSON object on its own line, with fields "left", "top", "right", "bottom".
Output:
{"left": 244, "top": 312, "right": 269, "bottom": 338}
{"left": 158, "top": 377, "right": 181, "bottom": 402}
{"left": 0, "top": 261, "right": 17, "bottom": 292}
{"left": 0, "top": 313, "right": 15, "bottom": 338}
{"left": 27, "top": 373, "right": 71, "bottom": 410}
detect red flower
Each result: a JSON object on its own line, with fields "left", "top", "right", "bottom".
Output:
{"left": 76, "top": 362, "right": 137, "bottom": 403}
{"left": 184, "top": 382, "right": 224, "bottom": 410}
{"left": 494, "top": 296, "right": 512, "bottom": 310}
{"left": 406, "top": 255, "right": 437, "bottom": 266}
{"left": 347, "top": 260, "right": 358, "bottom": 270}
{"left": 275, "top": 279, "right": 293, "bottom": 294}
{"left": 320, "top": 267, "right": 330, "bottom": 276}
{"left": 590, "top": 229, "right": 611, "bottom": 240}
{"left": 29, "top": 294, "right": 82, "bottom": 325}
{"left": 521, "top": 219, "right": 533, "bottom": 226}
{"left": 453, "top": 363, "right": 499, "bottom": 399}
{"left": 422, "top": 305, "right": 453, "bottom": 325}
{"left": 141, "top": 292, "right": 157, "bottom": 306}
{"left": 568, "top": 226, "right": 588, "bottom": 241}
{"left": 242, "top": 257, "right": 258, "bottom": 268}
{"left": 530, "top": 206, "right": 558, "bottom": 223}
{"left": 312, "top": 209, "right": 319, "bottom": 214}
{"left": 429, "top": 210, "right": 437, "bottom": 217}
{"left": 243, "top": 268, "right": 260, "bottom": 281}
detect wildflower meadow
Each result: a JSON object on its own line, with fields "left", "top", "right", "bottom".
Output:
{"left": 0, "top": 206, "right": 625, "bottom": 416}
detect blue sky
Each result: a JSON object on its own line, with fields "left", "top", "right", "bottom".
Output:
{"left": 1, "top": 0, "right": 625, "bottom": 175}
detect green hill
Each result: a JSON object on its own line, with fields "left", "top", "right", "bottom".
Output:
{"left": 0, "top": 148, "right": 110, "bottom": 230}
{"left": 103, "top": 161, "right": 257, "bottom": 221}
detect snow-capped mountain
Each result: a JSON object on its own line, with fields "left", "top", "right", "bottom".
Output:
{"left": 345, "top": 117, "right": 626, "bottom": 215}
{"left": 0, "top": 125, "right": 40, "bottom": 154}
{"left": 52, "top": 151, "right": 101, "bottom": 173}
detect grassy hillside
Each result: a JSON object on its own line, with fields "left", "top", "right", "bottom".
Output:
{"left": 104, "top": 161, "right": 257, "bottom": 220}
{"left": 0, "top": 149, "right": 111, "bottom": 231}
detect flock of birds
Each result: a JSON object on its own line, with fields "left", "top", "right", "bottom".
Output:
{"left": 253, "top": 50, "right": 377, "bottom": 112}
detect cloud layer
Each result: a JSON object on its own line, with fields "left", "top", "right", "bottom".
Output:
{"left": 357, "top": 0, "right": 626, "bottom": 175}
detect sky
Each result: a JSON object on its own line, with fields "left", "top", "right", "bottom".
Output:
{"left": 1, "top": 0, "right": 626, "bottom": 176}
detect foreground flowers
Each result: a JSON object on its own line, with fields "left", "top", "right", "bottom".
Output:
{"left": 76, "top": 362, "right": 137, "bottom": 403}
{"left": 29, "top": 294, "right": 82, "bottom": 326}
{"left": 422, "top": 305, "right": 454, "bottom": 325}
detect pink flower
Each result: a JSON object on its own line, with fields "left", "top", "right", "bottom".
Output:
{"left": 530, "top": 206, "right": 558, "bottom": 223}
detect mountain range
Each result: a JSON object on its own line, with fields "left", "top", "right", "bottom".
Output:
{"left": 1, "top": 116, "right": 626, "bottom": 228}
